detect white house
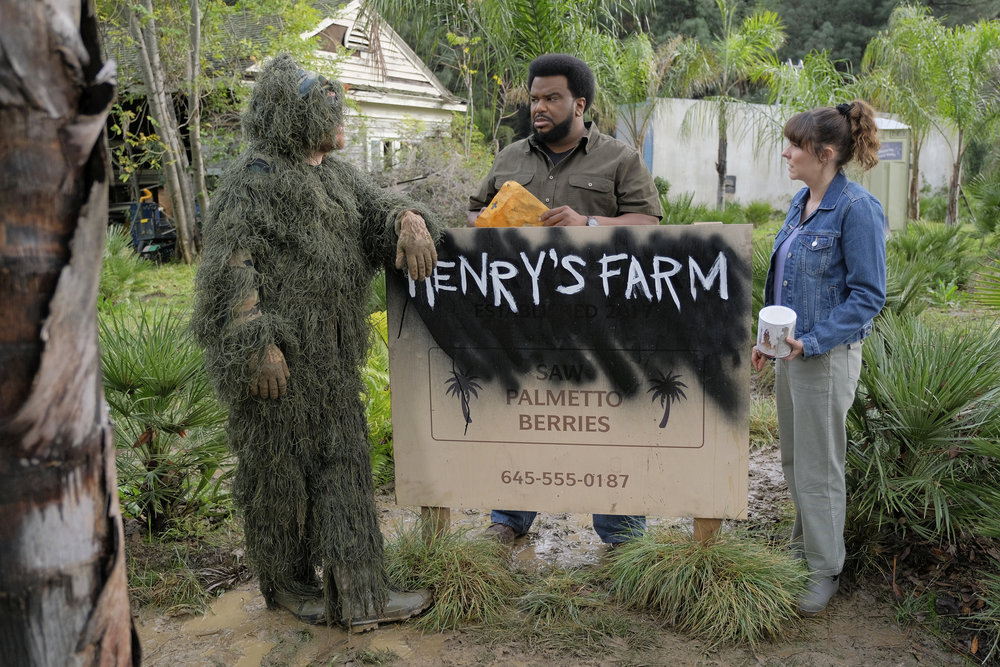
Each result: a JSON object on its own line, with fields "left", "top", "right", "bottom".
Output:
{"left": 305, "top": 0, "right": 467, "bottom": 171}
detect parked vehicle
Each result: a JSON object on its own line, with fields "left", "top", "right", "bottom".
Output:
{"left": 128, "top": 189, "right": 176, "bottom": 262}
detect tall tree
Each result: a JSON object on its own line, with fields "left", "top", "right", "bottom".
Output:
{"left": 0, "top": 0, "right": 137, "bottom": 664}
{"left": 862, "top": 5, "right": 939, "bottom": 221}
{"left": 698, "top": 0, "right": 784, "bottom": 209}
{"left": 597, "top": 33, "right": 710, "bottom": 152}
{"left": 770, "top": 0, "right": 897, "bottom": 73}
{"left": 863, "top": 6, "right": 1000, "bottom": 225}
{"left": 97, "top": 0, "right": 322, "bottom": 263}
{"left": 128, "top": 0, "right": 200, "bottom": 263}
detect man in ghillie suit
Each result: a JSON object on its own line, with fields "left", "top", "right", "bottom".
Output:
{"left": 192, "top": 54, "right": 438, "bottom": 629}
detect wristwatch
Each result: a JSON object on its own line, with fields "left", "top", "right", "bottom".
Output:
{"left": 586, "top": 216, "right": 600, "bottom": 226}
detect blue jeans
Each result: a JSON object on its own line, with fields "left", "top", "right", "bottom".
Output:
{"left": 490, "top": 509, "right": 645, "bottom": 544}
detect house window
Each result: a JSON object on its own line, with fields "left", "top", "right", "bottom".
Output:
{"left": 369, "top": 138, "right": 406, "bottom": 171}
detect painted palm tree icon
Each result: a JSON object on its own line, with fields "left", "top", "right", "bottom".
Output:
{"left": 648, "top": 370, "right": 688, "bottom": 428}
{"left": 445, "top": 366, "right": 482, "bottom": 435}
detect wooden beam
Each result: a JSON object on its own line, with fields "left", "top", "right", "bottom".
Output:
{"left": 420, "top": 506, "right": 450, "bottom": 544}
{"left": 694, "top": 517, "right": 723, "bottom": 543}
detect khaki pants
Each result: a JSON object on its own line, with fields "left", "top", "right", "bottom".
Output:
{"left": 775, "top": 342, "right": 862, "bottom": 577}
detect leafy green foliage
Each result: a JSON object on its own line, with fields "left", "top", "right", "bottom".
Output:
{"left": 366, "top": 0, "right": 651, "bottom": 144}
{"left": 919, "top": 188, "right": 949, "bottom": 222}
{"left": 750, "top": 224, "right": 778, "bottom": 335}
{"left": 659, "top": 190, "right": 706, "bottom": 224}
{"left": 604, "top": 527, "right": 808, "bottom": 647}
{"left": 846, "top": 312, "right": 1000, "bottom": 543}
{"left": 100, "top": 302, "right": 231, "bottom": 534}
{"left": 965, "top": 169, "right": 1000, "bottom": 237}
{"left": 99, "top": 225, "right": 153, "bottom": 307}
{"left": 364, "top": 311, "right": 394, "bottom": 487}
{"left": 743, "top": 200, "right": 775, "bottom": 226}
{"left": 384, "top": 522, "right": 524, "bottom": 630}
{"left": 886, "top": 220, "right": 980, "bottom": 290}
{"left": 971, "top": 250, "right": 1000, "bottom": 311}
{"left": 772, "top": 0, "right": 897, "bottom": 72}
{"left": 696, "top": 0, "right": 786, "bottom": 209}
{"left": 863, "top": 6, "right": 1000, "bottom": 225}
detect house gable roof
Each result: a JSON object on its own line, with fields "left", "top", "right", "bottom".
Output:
{"left": 304, "top": 0, "right": 465, "bottom": 111}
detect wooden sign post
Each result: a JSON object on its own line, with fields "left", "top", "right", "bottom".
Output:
{"left": 388, "top": 225, "right": 752, "bottom": 532}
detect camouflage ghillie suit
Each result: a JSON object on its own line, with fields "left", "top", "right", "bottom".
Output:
{"left": 192, "top": 55, "right": 438, "bottom": 623}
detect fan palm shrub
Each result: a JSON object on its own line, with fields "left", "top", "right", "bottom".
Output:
{"left": 965, "top": 170, "right": 1000, "bottom": 238}
{"left": 99, "top": 224, "right": 151, "bottom": 306}
{"left": 886, "top": 220, "right": 979, "bottom": 290}
{"left": 971, "top": 250, "right": 1000, "bottom": 311}
{"left": 846, "top": 312, "right": 1000, "bottom": 543}
{"left": 882, "top": 251, "right": 932, "bottom": 318}
{"left": 100, "top": 302, "right": 231, "bottom": 534}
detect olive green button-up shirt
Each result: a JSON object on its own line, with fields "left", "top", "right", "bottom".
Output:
{"left": 469, "top": 123, "right": 662, "bottom": 220}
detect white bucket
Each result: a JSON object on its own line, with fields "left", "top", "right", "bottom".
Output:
{"left": 757, "top": 305, "right": 797, "bottom": 359}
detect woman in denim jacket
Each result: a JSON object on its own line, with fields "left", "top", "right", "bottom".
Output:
{"left": 752, "top": 100, "right": 887, "bottom": 615}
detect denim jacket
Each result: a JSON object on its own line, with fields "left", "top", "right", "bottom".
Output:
{"left": 764, "top": 171, "right": 887, "bottom": 357}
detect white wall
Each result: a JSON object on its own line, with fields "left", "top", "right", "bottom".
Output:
{"left": 645, "top": 97, "right": 957, "bottom": 210}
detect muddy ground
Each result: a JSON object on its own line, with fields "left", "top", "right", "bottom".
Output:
{"left": 133, "top": 444, "right": 969, "bottom": 666}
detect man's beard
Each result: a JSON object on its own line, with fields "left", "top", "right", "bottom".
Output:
{"left": 533, "top": 114, "right": 574, "bottom": 145}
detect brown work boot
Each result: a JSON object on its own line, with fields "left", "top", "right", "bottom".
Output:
{"left": 343, "top": 589, "right": 433, "bottom": 632}
{"left": 271, "top": 589, "right": 326, "bottom": 624}
{"left": 483, "top": 522, "right": 519, "bottom": 545}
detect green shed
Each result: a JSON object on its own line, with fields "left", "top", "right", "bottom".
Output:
{"left": 861, "top": 118, "right": 911, "bottom": 232}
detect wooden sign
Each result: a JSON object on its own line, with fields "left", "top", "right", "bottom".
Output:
{"left": 387, "top": 225, "right": 752, "bottom": 519}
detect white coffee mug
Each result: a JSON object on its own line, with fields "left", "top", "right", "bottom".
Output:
{"left": 757, "top": 305, "right": 797, "bottom": 358}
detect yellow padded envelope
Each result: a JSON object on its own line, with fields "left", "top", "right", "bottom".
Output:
{"left": 475, "top": 180, "right": 549, "bottom": 227}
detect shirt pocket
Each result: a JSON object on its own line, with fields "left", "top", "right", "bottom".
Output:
{"left": 568, "top": 174, "right": 615, "bottom": 214}
{"left": 493, "top": 172, "right": 534, "bottom": 190}
{"left": 798, "top": 233, "right": 837, "bottom": 277}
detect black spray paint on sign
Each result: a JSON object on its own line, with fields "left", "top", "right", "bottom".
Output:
{"left": 388, "top": 226, "right": 750, "bottom": 420}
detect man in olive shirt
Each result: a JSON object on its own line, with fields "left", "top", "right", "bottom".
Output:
{"left": 468, "top": 53, "right": 661, "bottom": 547}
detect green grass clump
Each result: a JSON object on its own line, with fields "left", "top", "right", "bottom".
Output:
{"left": 384, "top": 523, "right": 523, "bottom": 630}
{"left": 501, "top": 567, "right": 653, "bottom": 656}
{"left": 749, "top": 395, "right": 778, "bottom": 450}
{"left": 604, "top": 528, "right": 807, "bottom": 647}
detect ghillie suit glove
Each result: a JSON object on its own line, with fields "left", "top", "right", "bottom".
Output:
{"left": 251, "top": 343, "right": 290, "bottom": 399}
{"left": 394, "top": 210, "right": 437, "bottom": 282}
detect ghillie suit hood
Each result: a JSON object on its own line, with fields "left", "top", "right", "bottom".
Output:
{"left": 192, "top": 54, "right": 440, "bottom": 623}
{"left": 244, "top": 53, "right": 344, "bottom": 159}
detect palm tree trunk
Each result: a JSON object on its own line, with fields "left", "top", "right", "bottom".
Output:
{"left": 716, "top": 106, "right": 728, "bottom": 211}
{"left": 946, "top": 130, "right": 964, "bottom": 226}
{"left": 0, "top": 1, "right": 138, "bottom": 664}
{"left": 659, "top": 402, "right": 671, "bottom": 428}
{"left": 908, "top": 136, "right": 923, "bottom": 221}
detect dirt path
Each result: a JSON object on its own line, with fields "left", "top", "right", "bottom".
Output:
{"left": 134, "top": 446, "right": 965, "bottom": 665}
